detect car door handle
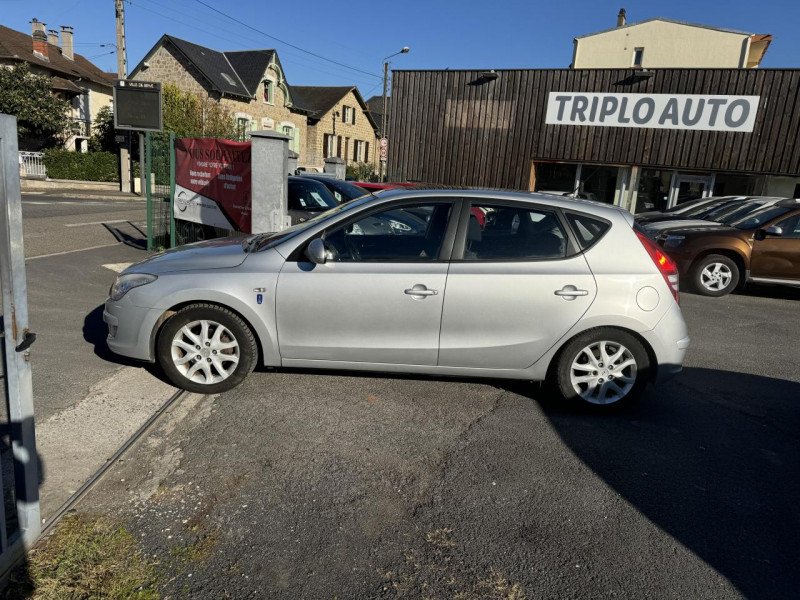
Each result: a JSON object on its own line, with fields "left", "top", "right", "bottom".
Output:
{"left": 405, "top": 285, "right": 438, "bottom": 297}
{"left": 554, "top": 285, "right": 589, "bottom": 300}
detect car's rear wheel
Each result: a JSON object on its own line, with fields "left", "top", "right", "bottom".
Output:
{"left": 157, "top": 304, "right": 257, "bottom": 394}
{"left": 692, "top": 254, "right": 739, "bottom": 297}
{"left": 550, "top": 328, "right": 650, "bottom": 409}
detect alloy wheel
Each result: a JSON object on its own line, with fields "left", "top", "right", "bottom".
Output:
{"left": 170, "top": 319, "right": 240, "bottom": 385}
{"left": 569, "top": 341, "right": 637, "bottom": 405}
{"left": 700, "top": 262, "right": 733, "bottom": 292}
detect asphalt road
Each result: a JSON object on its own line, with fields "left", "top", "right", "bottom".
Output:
{"left": 84, "top": 285, "right": 800, "bottom": 599}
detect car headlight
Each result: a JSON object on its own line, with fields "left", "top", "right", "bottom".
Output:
{"left": 663, "top": 234, "right": 686, "bottom": 248}
{"left": 109, "top": 273, "right": 158, "bottom": 301}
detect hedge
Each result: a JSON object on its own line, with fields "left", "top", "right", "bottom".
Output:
{"left": 43, "top": 149, "right": 119, "bottom": 182}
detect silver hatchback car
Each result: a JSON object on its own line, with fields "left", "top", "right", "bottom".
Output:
{"left": 104, "top": 190, "right": 689, "bottom": 409}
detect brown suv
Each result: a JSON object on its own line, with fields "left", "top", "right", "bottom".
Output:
{"left": 655, "top": 199, "right": 800, "bottom": 296}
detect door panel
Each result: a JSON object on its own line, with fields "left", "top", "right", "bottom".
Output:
{"left": 276, "top": 261, "right": 447, "bottom": 365}
{"left": 751, "top": 213, "right": 800, "bottom": 280}
{"left": 438, "top": 258, "right": 597, "bottom": 369}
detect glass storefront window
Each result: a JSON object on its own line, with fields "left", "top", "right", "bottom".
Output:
{"left": 535, "top": 163, "right": 578, "bottom": 194}
{"left": 579, "top": 165, "right": 620, "bottom": 204}
{"left": 635, "top": 169, "right": 672, "bottom": 213}
{"left": 713, "top": 173, "right": 764, "bottom": 197}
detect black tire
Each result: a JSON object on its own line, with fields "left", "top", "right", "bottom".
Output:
{"left": 691, "top": 254, "right": 740, "bottom": 297}
{"left": 548, "top": 328, "right": 651, "bottom": 410}
{"left": 157, "top": 304, "right": 257, "bottom": 394}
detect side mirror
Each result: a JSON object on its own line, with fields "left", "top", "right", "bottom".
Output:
{"left": 305, "top": 238, "right": 327, "bottom": 264}
{"left": 763, "top": 225, "right": 783, "bottom": 237}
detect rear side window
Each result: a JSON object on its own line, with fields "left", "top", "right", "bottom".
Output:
{"left": 462, "top": 204, "right": 568, "bottom": 260}
{"left": 565, "top": 212, "right": 610, "bottom": 250}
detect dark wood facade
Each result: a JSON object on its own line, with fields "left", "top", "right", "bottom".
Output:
{"left": 388, "top": 68, "right": 800, "bottom": 189}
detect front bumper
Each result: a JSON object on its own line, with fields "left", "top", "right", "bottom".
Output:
{"left": 103, "top": 298, "right": 163, "bottom": 362}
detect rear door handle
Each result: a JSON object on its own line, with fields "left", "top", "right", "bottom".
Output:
{"left": 555, "top": 285, "right": 589, "bottom": 300}
{"left": 405, "top": 284, "right": 438, "bottom": 297}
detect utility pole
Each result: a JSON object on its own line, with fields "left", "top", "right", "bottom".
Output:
{"left": 115, "top": 0, "right": 131, "bottom": 193}
{"left": 380, "top": 47, "right": 409, "bottom": 182}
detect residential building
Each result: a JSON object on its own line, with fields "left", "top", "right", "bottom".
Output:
{"left": 572, "top": 9, "right": 772, "bottom": 69}
{"left": 291, "top": 86, "right": 379, "bottom": 169}
{"left": 366, "top": 95, "right": 390, "bottom": 137}
{"left": 0, "top": 19, "right": 114, "bottom": 151}
{"left": 129, "top": 35, "right": 309, "bottom": 159}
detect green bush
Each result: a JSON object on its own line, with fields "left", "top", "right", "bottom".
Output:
{"left": 346, "top": 162, "right": 379, "bottom": 182}
{"left": 43, "top": 149, "right": 119, "bottom": 182}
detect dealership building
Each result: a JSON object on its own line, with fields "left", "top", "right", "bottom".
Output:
{"left": 387, "top": 67, "right": 800, "bottom": 212}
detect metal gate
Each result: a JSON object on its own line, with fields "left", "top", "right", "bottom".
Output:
{"left": 0, "top": 115, "right": 41, "bottom": 579}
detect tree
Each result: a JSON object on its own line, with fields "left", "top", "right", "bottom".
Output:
{"left": 162, "top": 83, "right": 238, "bottom": 139}
{"left": 89, "top": 105, "right": 116, "bottom": 152}
{"left": 0, "top": 62, "right": 70, "bottom": 149}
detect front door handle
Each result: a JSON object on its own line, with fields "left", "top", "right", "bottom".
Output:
{"left": 554, "top": 285, "right": 589, "bottom": 300}
{"left": 405, "top": 284, "right": 438, "bottom": 297}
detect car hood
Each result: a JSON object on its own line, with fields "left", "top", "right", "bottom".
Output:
{"left": 126, "top": 237, "right": 249, "bottom": 274}
{"left": 645, "top": 219, "right": 723, "bottom": 232}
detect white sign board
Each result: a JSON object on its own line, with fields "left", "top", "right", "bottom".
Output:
{"left": 545, "top": 93, "right": 760, "bottom": 132}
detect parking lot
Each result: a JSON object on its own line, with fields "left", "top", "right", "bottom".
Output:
{"left": 81, "top": 285, "right": 800, "bottom": 599}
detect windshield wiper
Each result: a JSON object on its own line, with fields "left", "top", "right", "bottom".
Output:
{"left": 241, "top": 233, "right": 272, "bottom": 253}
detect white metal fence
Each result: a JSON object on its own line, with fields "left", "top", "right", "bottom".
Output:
{"left": 18, "top": 151, "right": 46, "bottom": 179}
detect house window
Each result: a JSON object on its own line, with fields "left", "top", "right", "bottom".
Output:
{"left": 353, "top": 140, "right": 367, "bottom": 162}
{"left": 281, "top": 122, "right": 299, "bottom": 153}
{"left": 633, "top": 47, "right": 644, "bottom": 68}
{"left": 323, "top": 133, "right": 333, "bottom": 158}
{"left": 343, "top": 106, "right": 356, "bottom": 124}
{"left": 236, "top": 116, "right": 251, "bottom": 141}
{"left": 263, "top": 79, "right": 274, "bottom": 104}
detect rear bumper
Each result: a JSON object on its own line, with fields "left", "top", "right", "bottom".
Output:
{"left": 640, "top": 301, "right": 690, "bottom": 384}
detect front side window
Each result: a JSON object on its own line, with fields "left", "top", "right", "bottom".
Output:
{"left": 323, "top": 203, "right": 452, "bottom": 262}
{"left": 462, "top": 204, "right": 568, "bottom": 260}
{"left": 288, "top": 180, "right": 338, "bottom": 211}
{"left": 773, "top": 213, "right": 800, "bottom": 238}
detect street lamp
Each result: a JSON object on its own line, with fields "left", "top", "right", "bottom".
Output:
{"left": 380, "top": 46, "right": 409, "bottom": 181}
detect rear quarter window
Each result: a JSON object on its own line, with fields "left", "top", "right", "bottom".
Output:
{"left": 565, "top": 212, "right": 611, "bottom": 250}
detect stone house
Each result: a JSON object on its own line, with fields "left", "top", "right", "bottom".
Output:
{"left": 0, "top": 19, "right": 114, "bottom": 151}
{"left": 129, "top": 35, "right": 310, "bottom": 162}
{"left": 292, "top": 86, "right": 379, "bottom": 169}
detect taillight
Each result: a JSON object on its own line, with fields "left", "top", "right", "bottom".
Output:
{"left": 635, "top": 230, "right": 680, "bottom": 304}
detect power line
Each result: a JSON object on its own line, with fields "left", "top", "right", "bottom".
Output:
{"left": 128, "top": 1, "right": 379, "bottom": 88}
{"left": 192, "top": 0, "right": 382, "bottom": 81}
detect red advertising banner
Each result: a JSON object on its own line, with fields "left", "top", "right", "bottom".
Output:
{"left": 174, "top": 138, "right": 252, "bottom": 233}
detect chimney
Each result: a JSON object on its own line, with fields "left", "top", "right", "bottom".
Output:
{"left": 47, "top": 29, "right": 59, "bottom": 47}
{"left": 60, "top": 25, "right": 74, "bottom": 61}
{"left": 30, "top": 18, "right": 48, "bottom": 60}
{"left": 617, "top": 8, "right": 627, "bottom": 27}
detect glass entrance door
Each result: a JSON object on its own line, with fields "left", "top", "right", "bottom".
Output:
{"left": 669, "top": 174, "right": 714, "bottom": 208}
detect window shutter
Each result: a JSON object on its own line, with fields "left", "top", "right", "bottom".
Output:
{"left": 364, "top": 141, "right": 370, "bottom": 163}
{"left": 293, "top": 128, "right": 300, "bottom": 154}
{"left": 337, "top": 135, "right": 342, "bottom": 157}
{"left": 352, "top": 108, "right": 356, "bottom": 125}
{"left": 353, "top": 141, "right": 359, "bottom": 162}
{"left": 344, "top": 137, "right": 350, "bottom": 162}
{"left": 323, "top": 134, "right": 329, "bottom": 158}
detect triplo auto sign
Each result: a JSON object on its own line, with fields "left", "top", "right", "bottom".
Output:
{"left": 545, "top": 93, "right": 760, "bottom": 132}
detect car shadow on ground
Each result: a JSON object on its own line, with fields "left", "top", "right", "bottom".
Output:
{"left": 102, "top": 222, "right": 147, "bottom": 250}
{"left": 502, "top": 367, "right": 800, "bottom": 599}
{"left": 82, "top": 305, "right": 172, "bottom": 386}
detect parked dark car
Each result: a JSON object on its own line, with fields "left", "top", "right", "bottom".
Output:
{"left": 298, "top": 174, "right": 371, "bottom": 203}
{"left": 635, "top": 196, "right": 748, "bottom": 225}
{"left": 288, "top": 177, "right": 338, "bottom": 224}
{"left": 656, "top": 199, "right": 800, "bottom": 296}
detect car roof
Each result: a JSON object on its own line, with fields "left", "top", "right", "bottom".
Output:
{"left": 368, "top": 188, "right": 633, "bottom": 223}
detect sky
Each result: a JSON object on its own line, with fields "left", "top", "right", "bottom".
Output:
{"left": 2, "top": 0, "right": 798, "bottom": 101}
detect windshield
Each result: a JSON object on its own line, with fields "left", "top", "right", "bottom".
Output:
{"left": 246, "top": 195, "right": 375, "bottom": 251}
{"left": 288, "top": 180, "right": 338, "bottom": 211}
{"left": 314, "top": 178, "right": 370, "bottom": 203}
{"left": 683, "top": 198, "right": 741, "bottom": 218}
{"left": 732, "top": 205, "right": 794, "bottom": 230}
{"left": 708, "top": 201, "right": 770, "bottom": 223}
{"left": 665, "top": 197, "right": 714, "bottom": 214}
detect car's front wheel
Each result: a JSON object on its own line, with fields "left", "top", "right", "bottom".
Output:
{"left": 550, "top": 328, "right": 650, "bottom": 409}
{"left": 157, "top": 304, "right": 257, "bottom": 394}
{"left": 691, "top": 254, "right": 739, "bottom": 297}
